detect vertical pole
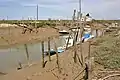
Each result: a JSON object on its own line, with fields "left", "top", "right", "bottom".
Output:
{"left": 79, "top": 0, "right": 81, "bottom": 16}
{"left": 48, "top": 37, "right": 51, "bottom": 61}
{"left": 90, "top": 28, "right": 93, "bottom": 35}
{"left": 36, "top": 5, "right": 39, "bottom": 20}
{"left": 24, "top": 44, "right": 30, "bottom": 65}
{"left": 65, "top": 32, "right": 71, "bottom": 50}
{"left": 79, "top": 0, "right": 84, "bottom": 64}
{"left": 96, "top": 29, "right": 98, "bottom": 38}
{"left": 41, "top": 41, "right": 45, "bottom": 68}
{"left": 73, "top": 11, "right": 81, "bottom": 63}
{"left": 34, "top": 17, "right": 38, "bottom": 33}
{"left": 102, "top": 28, "right": 104, "bottom": 37}
{"left": 72, "top": 10, "right": 76, "bottom": 43}
{"left": 88, "top": 41, "right": 92, "bottom": 80}
{"left": 80, "top": 15, "right": 84, "bottom": 64}
{"left": 54, "top": 39, "right": 61, "bottom": 73}
{"left": 88, "top": 41, "right": 91, "bottom": 59}
{"left": 74, "top": 42, "right": 77, "bottom": 63}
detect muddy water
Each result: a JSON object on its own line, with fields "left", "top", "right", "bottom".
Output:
{"left": 0, "top": 29, "right": 102, "bottom": 73}
{"left": 0, "top": 36, "right": 66, "bottom": 73}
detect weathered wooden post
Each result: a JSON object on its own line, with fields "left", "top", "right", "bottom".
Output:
{"left": 48, "top": 37, "right": 51, "bottom": 61}
{"left": 84, "top": 41, "right": 92, "bottom": 80}
{"left": 88, "top": 41, "right": 91, "bottom": 59}
{"left": 65, "top": 32, "right": 71, "bottom": 50}
{"left": 88, "top": 41, "right": 94, "bottom": 80}
{"left": 96, "top": 29, "right": 98, "bottom": 38}
{"left": 102, "top": 29, "right": 104, "bottom": 36}
{"left": 24, "top": 44, "right": 30, "bottom": 65}
{"left": 54, "top": 39, "right": 61, "bottom": 73}
{"left": 90, "top": 28, "right": 93, "bottom": 35}
{"left": 41, "top": 41, "right": 45, "bottom": 68}
{"left": 72, "top": 9, "right": 78, "bottom": 63}
{"left": 17, "top": 61, "right": 22, "bottom": 70}
{"left": 79, "top": 13, "right": 84, "bottom": 64}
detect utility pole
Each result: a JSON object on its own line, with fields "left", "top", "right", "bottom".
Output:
{"left": 36, "top": 5, "right": 39, "bottom": 20}
{"left": 79, "top": 0, "right": 82, "bottom": 20}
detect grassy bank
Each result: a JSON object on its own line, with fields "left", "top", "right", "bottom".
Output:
{"left": 92, "top": 31, "right": 120, "bottom": 69}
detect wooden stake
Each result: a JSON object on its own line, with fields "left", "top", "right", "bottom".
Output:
{"left": 88, "top": 41, "right": 91, "bottom": 59}
{"left": 96, "top": 29, "right": 98, "bottom": 38}
{"left": 88, "top": 41, "right": 93, "bottom": 80}
{"left": 79, "top": 14, "right": 84, "bottom": 64}
{"left": 41, "top": 41, "right": 45, "bottom": 68}
{"left": 48, "top": 37, "right": 51, "bottom": 61}
{"left": 84, "top": 63, "right": 89, "bottom": 80}
{"left": 65, "top": 32, "right": 71, "bottom": 50}
{"left": 102, "top": 28, "right": 105, "bottom": 36}
{"left": 24, "top": 44, "right": 30, "bottom": 65}
{"left": 54, "top": 40, "right": 61, "bottom": 73}
{"left": 74, "top": 43, "right": 77, "bottom": 63}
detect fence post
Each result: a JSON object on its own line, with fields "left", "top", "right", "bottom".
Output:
{"left": 65, "top": 32, "right": 71, "bottom": 50}
{"left": 41, "top": 41, "right": 45, "bottom": 68}
{"left": 48, "top": 37, "right": 51, "bottom": 61}
{"left": 88, "top": 41, "right": 92, "bottom": 80}
{"left": 54, "top": 39, "right": 61, "bottom": 73}
{"left": 96, "top": 29, "right": 98, "bottom": 38}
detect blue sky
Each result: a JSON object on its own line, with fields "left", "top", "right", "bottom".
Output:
{"left": 0, "top": 0, "right": 120, "bottom": 20}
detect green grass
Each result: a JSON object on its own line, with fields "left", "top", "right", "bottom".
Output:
{"left": 0, "top": 20, "right": 72, "bottom": 28}
{"left": 92, "top": 33, "right": 120, "bottom": 69}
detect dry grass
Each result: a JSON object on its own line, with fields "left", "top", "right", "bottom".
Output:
{"left": 92, "top": 32, "right": 120, "bottom": 69}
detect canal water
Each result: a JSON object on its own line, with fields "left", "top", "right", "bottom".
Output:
{"left": 0, "top": 29, "right": 102, "bottom": 73}
{"left": 0, "top": 36, "right": 66, "bottom": 73}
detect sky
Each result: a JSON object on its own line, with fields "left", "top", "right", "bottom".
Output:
{"left": 0, "top": 0, "right": 120, "bottom": 20}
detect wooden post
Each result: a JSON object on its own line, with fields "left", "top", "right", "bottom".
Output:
{"left": 88, "top": 41, "right": 92, "bottom": 80}
{"left": 54, "top": 39, "right": 61, "bottom": 73}
{"left": 84, "top": 63, "right": 89, "bottom": 80}
{"left": 88, "top": 41, "right": 91, "bottom": 59}
{"left": 74, "top": 43, "right": 77, "bottom": 63}
{"left": 102, "top": 28, "right": 104, "bottom": 37}
{"left": 65, "top": 32, "right": 71, "bottom": 50}
{"left": 48, "top": 37, "right": 51, "bottom": 61}
{"left": 90, "top": 28, "right": 93, "bottom": 35}
{"left": 24, "top": 44, "right": 30, "bottom": 65}
{"left": 96, "top": 29, "right": 98, "bottom": 38}
{"left": 79, "top": 14, "right": 84, "bottom": 64}
{"left": 41, "top": 41, "right": 45, "bottom": 68}
{"left": 17, "top": 61, "right": 22, "bottom": 70}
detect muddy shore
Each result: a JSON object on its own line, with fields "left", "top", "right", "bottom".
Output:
{"left": 0, "top": 27, "right": 59, "bottom": 49}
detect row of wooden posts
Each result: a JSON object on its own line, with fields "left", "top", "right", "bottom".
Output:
{"left": 21, "top": 28, "right": 104, "bottom": 80}
{"left": 70, "top": 9, "right": 105, "bottom": 80}
{"left": 21, "top": 37, "right": 60, "bottom": 71}
{"left": 19, "top": 9, "right": 105, "bottom": 80}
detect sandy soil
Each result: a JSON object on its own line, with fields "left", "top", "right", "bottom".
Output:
{"left": 0, "top": 27, "right": 59, "bottom": 49}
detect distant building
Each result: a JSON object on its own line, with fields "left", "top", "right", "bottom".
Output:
{"left": 81, "top": 13, "right": 93, "bottom": 22}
